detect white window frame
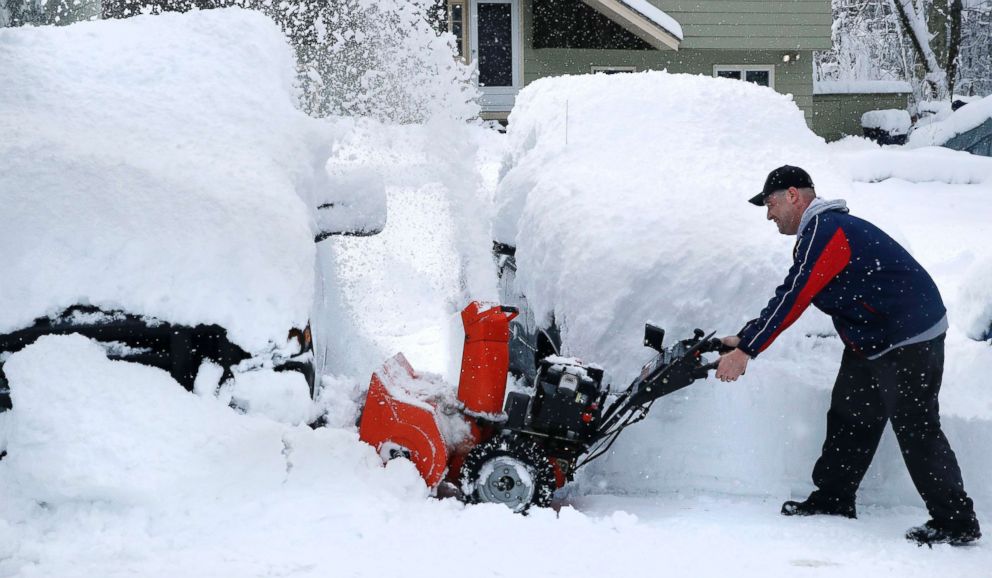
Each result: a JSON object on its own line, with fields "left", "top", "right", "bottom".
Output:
{"left": 470, "top": 0, "right": 522, "bottom": 112}
{"left": 590, "top": 66, "right": 637, "bottom": 74}
{"left": 713, "top": 65, "right": 775, "bottom": 89}
{"left": 447, "top": 0, "right": 469, "bottom": 61}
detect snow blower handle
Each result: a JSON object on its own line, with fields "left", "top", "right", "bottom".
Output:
{"left": 692, "top": 359, "right": 720, "bottom": 379}
{"left": 690, "top": 337, "right": 734, "bottom": 378}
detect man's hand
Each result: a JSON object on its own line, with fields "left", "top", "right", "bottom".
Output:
{"left": 720, "top": 335, "right": 741, "bottom": 349}
{"left": 716, "top": 348, "right": 750, "bottom": 382}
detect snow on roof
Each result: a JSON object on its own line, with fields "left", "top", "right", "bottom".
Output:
{"left": 0, "top": 9, "right": 340, "bottom": 352}
{"left": 814, "top": 80, "right": 913, "bottom": 95}
{"left": 907, "top": 94, "right": 992, "bottom": 148}
{"left": 620, "top": 0, "right": 684, "bottom": 40}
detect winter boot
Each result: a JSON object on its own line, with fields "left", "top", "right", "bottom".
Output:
{"left": 905, "top": 519, "right": 981, "bottom": 547}
{"left": 780, "top": 492, "right": 856, "bottom": 519}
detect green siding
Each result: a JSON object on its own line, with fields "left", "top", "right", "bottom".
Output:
{"left": 522, "top": 47, "right": 817, "bottom": 123}
{"left": 810, "top": 93, "right": 911, "bottom": 142}
{"left": 651, "top": 0, "right": 832, "bottom": 50}
{"left": 517, "top": 0, "right": 830, "bottom": 129}
{"left": 674, "top": 12, "right": 833, "bottom": 25}
{"left": 666, "top": 1, "right": 831, "bottom": 14}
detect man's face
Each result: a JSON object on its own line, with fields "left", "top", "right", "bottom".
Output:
{"left": 764, "top": 189, "right": 800, "bottom": 235}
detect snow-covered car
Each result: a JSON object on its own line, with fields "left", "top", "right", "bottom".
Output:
{"left": 0, "top": 10, "right": 385, "bottom": 413}
{"left": 492, "top": 70, "right": 992, "bottom": 504}
{"left": 493, "top": 71, "right": 848, "bottom": 385}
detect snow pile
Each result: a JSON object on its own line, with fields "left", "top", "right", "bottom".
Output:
{"left": 4, "top": 335, "right": 986, "bottom": 575}
{"left": 860, "top": 109, "right": 911, "bottom": 134}
{"left": 908, "top": 94, "right": 992, "bottom": 148}
{"left": 0, "top": 9, "right": 348, "bottom": 353}
{"left": 495, "top": 71, "right": 992, "bottom": 505}
{"left": 832, "top": 144, "right": 992, "bottom": 184}
{"left": 0, "top": 335, "right": 294, "bottom": 504}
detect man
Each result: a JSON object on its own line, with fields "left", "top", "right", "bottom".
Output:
{"left": 716, "top": 165, "right": 981, "bottom": 546}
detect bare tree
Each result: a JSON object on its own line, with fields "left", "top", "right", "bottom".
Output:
{"left": 957, "top": 0, "right": 992, "bottom": 96}
{"left": 890, "top": 0, "right": 963, "bottom": 98}
{"left": 816, "top": 0, "right": 914, "bottom": 83}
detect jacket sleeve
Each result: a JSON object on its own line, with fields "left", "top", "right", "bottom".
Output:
{"left": 737, "top": 216, "right": 852, "bottom": 358}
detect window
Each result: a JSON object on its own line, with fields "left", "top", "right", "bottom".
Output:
{"left": 477, "top": 2, "right": 513, "bottom": 87}
{"left": 448, "top": 1, "right": 467, "bottom": 58}
{"left": 591, "top": 66, "right": 636, "bottom": 74}
{"left": 713, "top": 65, "right": 775, "bottom": 89}
{"left": 431, "top": 1, "right": 468, "bottom": 58}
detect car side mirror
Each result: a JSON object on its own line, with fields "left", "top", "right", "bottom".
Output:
{"left": 643, "top": 324, "right": 665, "bottom": 352}
{"left": 314, "top": 166, "right": 387, "bottom": 242}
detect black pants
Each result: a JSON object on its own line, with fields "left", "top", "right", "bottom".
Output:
{"left": 810, "top": 335, "right": 977, "bottom": 524}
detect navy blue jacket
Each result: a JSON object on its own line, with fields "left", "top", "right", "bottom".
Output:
{"left": 737, "top": 201, "right": 946, "bottom": 359}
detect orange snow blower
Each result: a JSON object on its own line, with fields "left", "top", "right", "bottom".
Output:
{"left": 359, "top": 301, "right": 728, "bottom": 512}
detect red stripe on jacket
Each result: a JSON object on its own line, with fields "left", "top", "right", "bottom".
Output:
{"left": 757, "top": 227, "right": 852, "bottom": 354}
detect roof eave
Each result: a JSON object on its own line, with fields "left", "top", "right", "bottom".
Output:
{"left": 581, "top": 0, "right": 682, "bottom": 51}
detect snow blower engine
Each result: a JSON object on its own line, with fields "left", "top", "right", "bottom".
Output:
{"left": 358, "top": 302, "right": 730, "bottom": 512}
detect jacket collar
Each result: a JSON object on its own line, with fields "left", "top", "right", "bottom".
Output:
{"left": 799, "top": 198, "right": 848, "bottom": 235}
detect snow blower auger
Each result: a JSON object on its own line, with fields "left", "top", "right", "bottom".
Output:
{"left": 358, "top": 302, "right": 731, "bottom": 513}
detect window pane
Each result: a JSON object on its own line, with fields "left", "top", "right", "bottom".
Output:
{"left": 451, "top": 4, "right": 465, "bottom": 56}
{"left": 717, "top": 70, "right": 741, "bottom": 80}
{"left": 477, "top": 3, "right": 512, "bottom": 87}
{"left": 746, "top": 70, "right": 770, "bottom": 86}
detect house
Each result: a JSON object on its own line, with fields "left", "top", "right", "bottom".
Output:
{"left": 439, "top": 0, "right": 842, "bottom": 133}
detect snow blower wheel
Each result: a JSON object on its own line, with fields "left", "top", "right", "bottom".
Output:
{"left": 459, "top": 436, "right": 556, "bottom": 513}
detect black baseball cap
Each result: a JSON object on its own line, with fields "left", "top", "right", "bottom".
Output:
{"left": 749, "top": 165, "right": 814, "bottom": 206}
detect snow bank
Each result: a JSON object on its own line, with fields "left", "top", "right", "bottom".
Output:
{"left": 832, "top": 145, "right": 992, "bottom": 184}
{"left": 495, "top": 71, "right": 992, "bottom": 505}
{"left": 0, "top": 9, "right": 347, "bottom": 352}
{"left": 907, "top": 94, "right": 992, "bottom": 148}
{"left": 0, "top": 335, "right": 290, "bottom": 504}
{"left": 5, "top": 335, "right": 984, "bottom": 576}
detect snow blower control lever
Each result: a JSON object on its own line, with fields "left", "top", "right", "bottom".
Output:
{"left": 359, "top": 302, "right": 731, "bottom": 513}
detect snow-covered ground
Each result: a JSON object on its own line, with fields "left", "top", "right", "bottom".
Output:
{"left": 1, "top": 10, "right": 990, "bottom": 578}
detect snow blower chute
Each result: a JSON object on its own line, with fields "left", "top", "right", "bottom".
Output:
{"left": 358, "top": 301, "right": 730, "bottom": 512}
